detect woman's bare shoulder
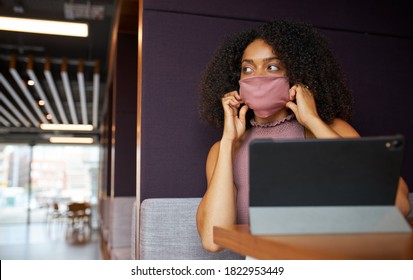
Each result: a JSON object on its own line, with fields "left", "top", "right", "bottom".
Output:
{"left": 207, "top": 141, "right": 221, "bottom": 159}
{"left": 205, "top": 141, "right": 221, "bottom": 182}
{"left": 330, "top": 118, "right": 360, "bottom": 138}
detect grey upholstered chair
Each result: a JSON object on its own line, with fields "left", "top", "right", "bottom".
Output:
{"left": 134, "top": 197, "right": 244, "bottom": 260}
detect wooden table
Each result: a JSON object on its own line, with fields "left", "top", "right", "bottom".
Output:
{"left": 214, "top": 224, "right": 413, "bottom": 259}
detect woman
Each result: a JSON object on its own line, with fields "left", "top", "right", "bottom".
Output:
{"left": 196, "top": 19, "right": 411, "bottom": 252}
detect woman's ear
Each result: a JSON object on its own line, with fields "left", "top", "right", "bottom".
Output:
{"left": 288, "top": 85, "right": 298, "bottom": 101}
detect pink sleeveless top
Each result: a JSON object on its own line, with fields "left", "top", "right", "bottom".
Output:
{"left": 233, "top": 114, "right": 305, "bottom": 224}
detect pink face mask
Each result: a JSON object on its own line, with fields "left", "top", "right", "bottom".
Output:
{"left": 239, "top": 76, "right": 290, "bottom": 118}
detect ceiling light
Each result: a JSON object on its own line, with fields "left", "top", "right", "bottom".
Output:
{"left": 49, "top": 137, "right": 94, "bottom": 144}
{"left": 40, "top": 124, "right": 94, "bottom": 131}
{"left": 0, "top": 16, "right": 88, "bottom": 37}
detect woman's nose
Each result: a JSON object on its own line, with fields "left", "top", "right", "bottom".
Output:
{"left": 255, "top": 67, "right": 267, "bottom": 76}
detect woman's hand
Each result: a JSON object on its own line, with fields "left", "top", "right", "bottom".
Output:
{"left": 287, "top": 83, "right": 360, "bottom": 139}
{"left": 286, "top": 83, "right": 320, "bottom": 129}
{"left": 221, "top": 91, "right": 249, "bottom": 142}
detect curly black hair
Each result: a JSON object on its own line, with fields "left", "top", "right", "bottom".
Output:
{"left": 198, "top": 18, "right": 353, "bottom": 128}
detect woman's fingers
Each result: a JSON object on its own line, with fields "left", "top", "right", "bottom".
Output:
{"left": 288, "top": 83, "right": 320, "bottom": 127}
{"left": 285, "top": 101, "right": 298, "bottom": 119}
{"left": 293, "top": 83, "right": 313, "bottom": 100}
{"left": 289, "top": 87, "right": 297, "bottom": 101}
{"left": 238, "top": 104, "right": 249, "bottom": 124}
{"left": 223, "top": 91, "right": 241, "bottom": 104}
{"left": 222, "top": 91, "right": 244, "bottom": 114}
{"left": 289, "top": 83, "right": 315, "bottom": 107}
{"left": 224, "top": 90, "right": 242, "bottom": 100}
{"left": 223, "top": 90, "right": 241, "bottom": 98}
{"left": 221, "top": 91, "right": 248, "bottom": 141}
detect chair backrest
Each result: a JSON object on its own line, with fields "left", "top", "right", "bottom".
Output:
{"left": 109, "top": 196, "right": 136, "bottom": 259}
{"left": 53, "top": 202, "right": 59, "bottom": 211}
{"left": 67, "top": 202, "right": 91, "bottom": 218}
{"left": 138, "top": 197, "right": 244, "bottom": 260}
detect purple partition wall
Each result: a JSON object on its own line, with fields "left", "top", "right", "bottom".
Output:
{"left": 140, "top": 0, "right": 413, "bottom": 200}
{"left": 140, "top": 12, "right": 254, "bottom": 199}
{"left": 111, "top": 33, "right": 138, "bottom": 197}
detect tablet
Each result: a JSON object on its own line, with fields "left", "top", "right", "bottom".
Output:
{"left": 249, "top": 135, "right": 412, "bottom": 234}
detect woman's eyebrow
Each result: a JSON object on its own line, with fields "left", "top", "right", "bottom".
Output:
{"left": 263, "top": 56, "right": 280, "bottom": 62}
{"left": 241, "top": 58, "right": 254, "bottom": 63}
{"left": 242, "top": 57, "right": 279, "bottom": 63}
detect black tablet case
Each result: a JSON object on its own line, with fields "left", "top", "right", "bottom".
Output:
{"left": 249, "top": 135, "right": 411, "bottom": 234}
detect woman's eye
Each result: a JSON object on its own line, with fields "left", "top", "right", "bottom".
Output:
{"left": 268, "top": 65, "right": 279, "bottom": 71}
{"left": 242, "top": 66, "right": 253, "bottom": 74}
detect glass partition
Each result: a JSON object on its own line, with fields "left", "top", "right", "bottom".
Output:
{"left": 0, "top": 144, "right": 99, "bottom": 225}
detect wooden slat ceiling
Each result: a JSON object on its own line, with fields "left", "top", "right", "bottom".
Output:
{"left": 0, "top": 0, "right": 117, "bottom": 144}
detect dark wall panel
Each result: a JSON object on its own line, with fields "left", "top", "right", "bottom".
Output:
{"left": 113, "top": 33, "right": 137, "bottom": 197}
{"left": 144, "top": 0, "right": 413, "bottom": 38}
{"left": 324, "top": 31, "right": 413, "bottom": 183}
{"left": 140, "top": 12, "right": 258, "bottom": 200}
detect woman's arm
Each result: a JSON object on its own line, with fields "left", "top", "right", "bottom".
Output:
{"left": 196, "top": 91, "right": 249, "bottom": 252}
{"left": 396, "top": 178, "right": 411, "bottom": 217}
{"left": 196, "top": 140, "right": 238, "bottom": 252}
